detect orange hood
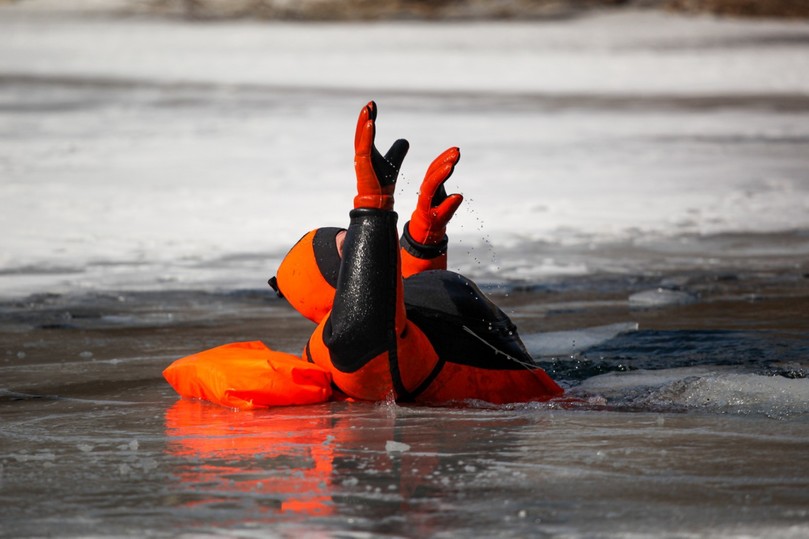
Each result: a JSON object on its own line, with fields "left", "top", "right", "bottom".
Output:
{"left": 272, "top": 227, "right": 344, "bottom": 324}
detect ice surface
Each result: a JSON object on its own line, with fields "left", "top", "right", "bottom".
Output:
{"left": 628, "top": 288, "right": 698, "bottom": 307}
{"left": 574, "top": 366, "right": 809, "bottom": 418}
{"left": 523, "top": 322, "right": 639, "bottom": 357}
{"left": 384, "top": 440, "right": 411, "bottom": 453}
{"left": 3, "top": 8, "right": 809, "bottom": 96}
{"left": 1, "top": 9, "right": 809, "bottom": 297}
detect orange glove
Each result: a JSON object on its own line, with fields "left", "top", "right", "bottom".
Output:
{"left": 406, "top": 147, "right": 463, "bottom": 245}
{"left": 353, "top": 101, "right": 409, "bottom": 211}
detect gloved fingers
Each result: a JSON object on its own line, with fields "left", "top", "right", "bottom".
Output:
{"left": 419, "top": 162, "right": 459, "bottom": 211}
{"left": 432, "top": 183, "right": 448, "bottom": 207}
{"left": 383, "top": 138, "right": 410, "bottom": 175}
{"left": 356, "top": 101, "right": 409, "bottom": 188}
{"left": 423, "top": 147, "right": 460, "bottom": 187}
{"left": 354, "top": 101, "right": 376, "bottom": 154}
{"left": 353, "top": 101, "right": 404, "bottom": 210}
{"left": 370, "top": 138, "right": 409, "bottom": 188}
{"left": 407, "top": 147, "right": 462, "bottom": 243}
{"left": 419, "top": 147, "right": 460, "bottom": 207}
{"left": 433, "top": 193, "right": 464, "bottom": 224}
{"left": 355, "top": 113, "right": 376, "bottom": 162}
{"left": 407, "top": 189, "right": 463, "bottom": 245}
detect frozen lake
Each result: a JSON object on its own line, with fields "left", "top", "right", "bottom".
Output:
{"left": 1, "top": 5, "right": 809, "bottom": 538}
{"left": 2, "top": 7, "right": 809, "bottom": 296}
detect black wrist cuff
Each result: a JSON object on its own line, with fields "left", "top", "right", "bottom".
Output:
{"left": 349, "top": 207, "right": 397, "bottom": 220}
{"left": 400, "top": 222, "right": 448, "bottom": 260}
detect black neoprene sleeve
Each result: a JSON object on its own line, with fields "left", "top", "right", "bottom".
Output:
{"left": 323, "top": 208, "right": 400, "bottom": 372}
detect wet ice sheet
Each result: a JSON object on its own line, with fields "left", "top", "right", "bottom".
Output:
{"left": 575, "top": 367, "right": 809, "bottom": 418}
{"left": 523, "top": 321, "right": 639, "bottom": 357}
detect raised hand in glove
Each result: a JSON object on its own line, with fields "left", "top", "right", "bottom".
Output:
{"left": 406, "top": 146, "right": 463, "bottom": 246}
{"left": 353, "top": 101, "right": 410, "bottom": 211}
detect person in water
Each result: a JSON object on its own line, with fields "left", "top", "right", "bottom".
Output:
{"left": 269, "top": 101, "right": 562, "bottom": 404}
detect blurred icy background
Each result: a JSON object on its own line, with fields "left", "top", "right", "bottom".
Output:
{"left": 1, "top": 0, "right": 808, "bottom": 297}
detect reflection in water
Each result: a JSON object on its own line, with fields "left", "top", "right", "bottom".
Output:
{"left": 163, "top": 398, "right": 535, "bottom": 535}
{"left": 165, "top": 399, "right": 335, "bottom": 520}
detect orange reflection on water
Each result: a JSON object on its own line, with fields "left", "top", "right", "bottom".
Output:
{"left": 164, "top": 397, "right": 519, "bottom": 536}
{"left": 165, "top": 398, "right": 334, "bottom": 518}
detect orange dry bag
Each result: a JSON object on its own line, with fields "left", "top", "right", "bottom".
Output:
{"left": 163, "top": 341, "right": 333, "bottom": 409}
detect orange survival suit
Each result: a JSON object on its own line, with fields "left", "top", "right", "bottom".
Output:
{"left": 270, "top": 102, "right": 562, "bottom": 405}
